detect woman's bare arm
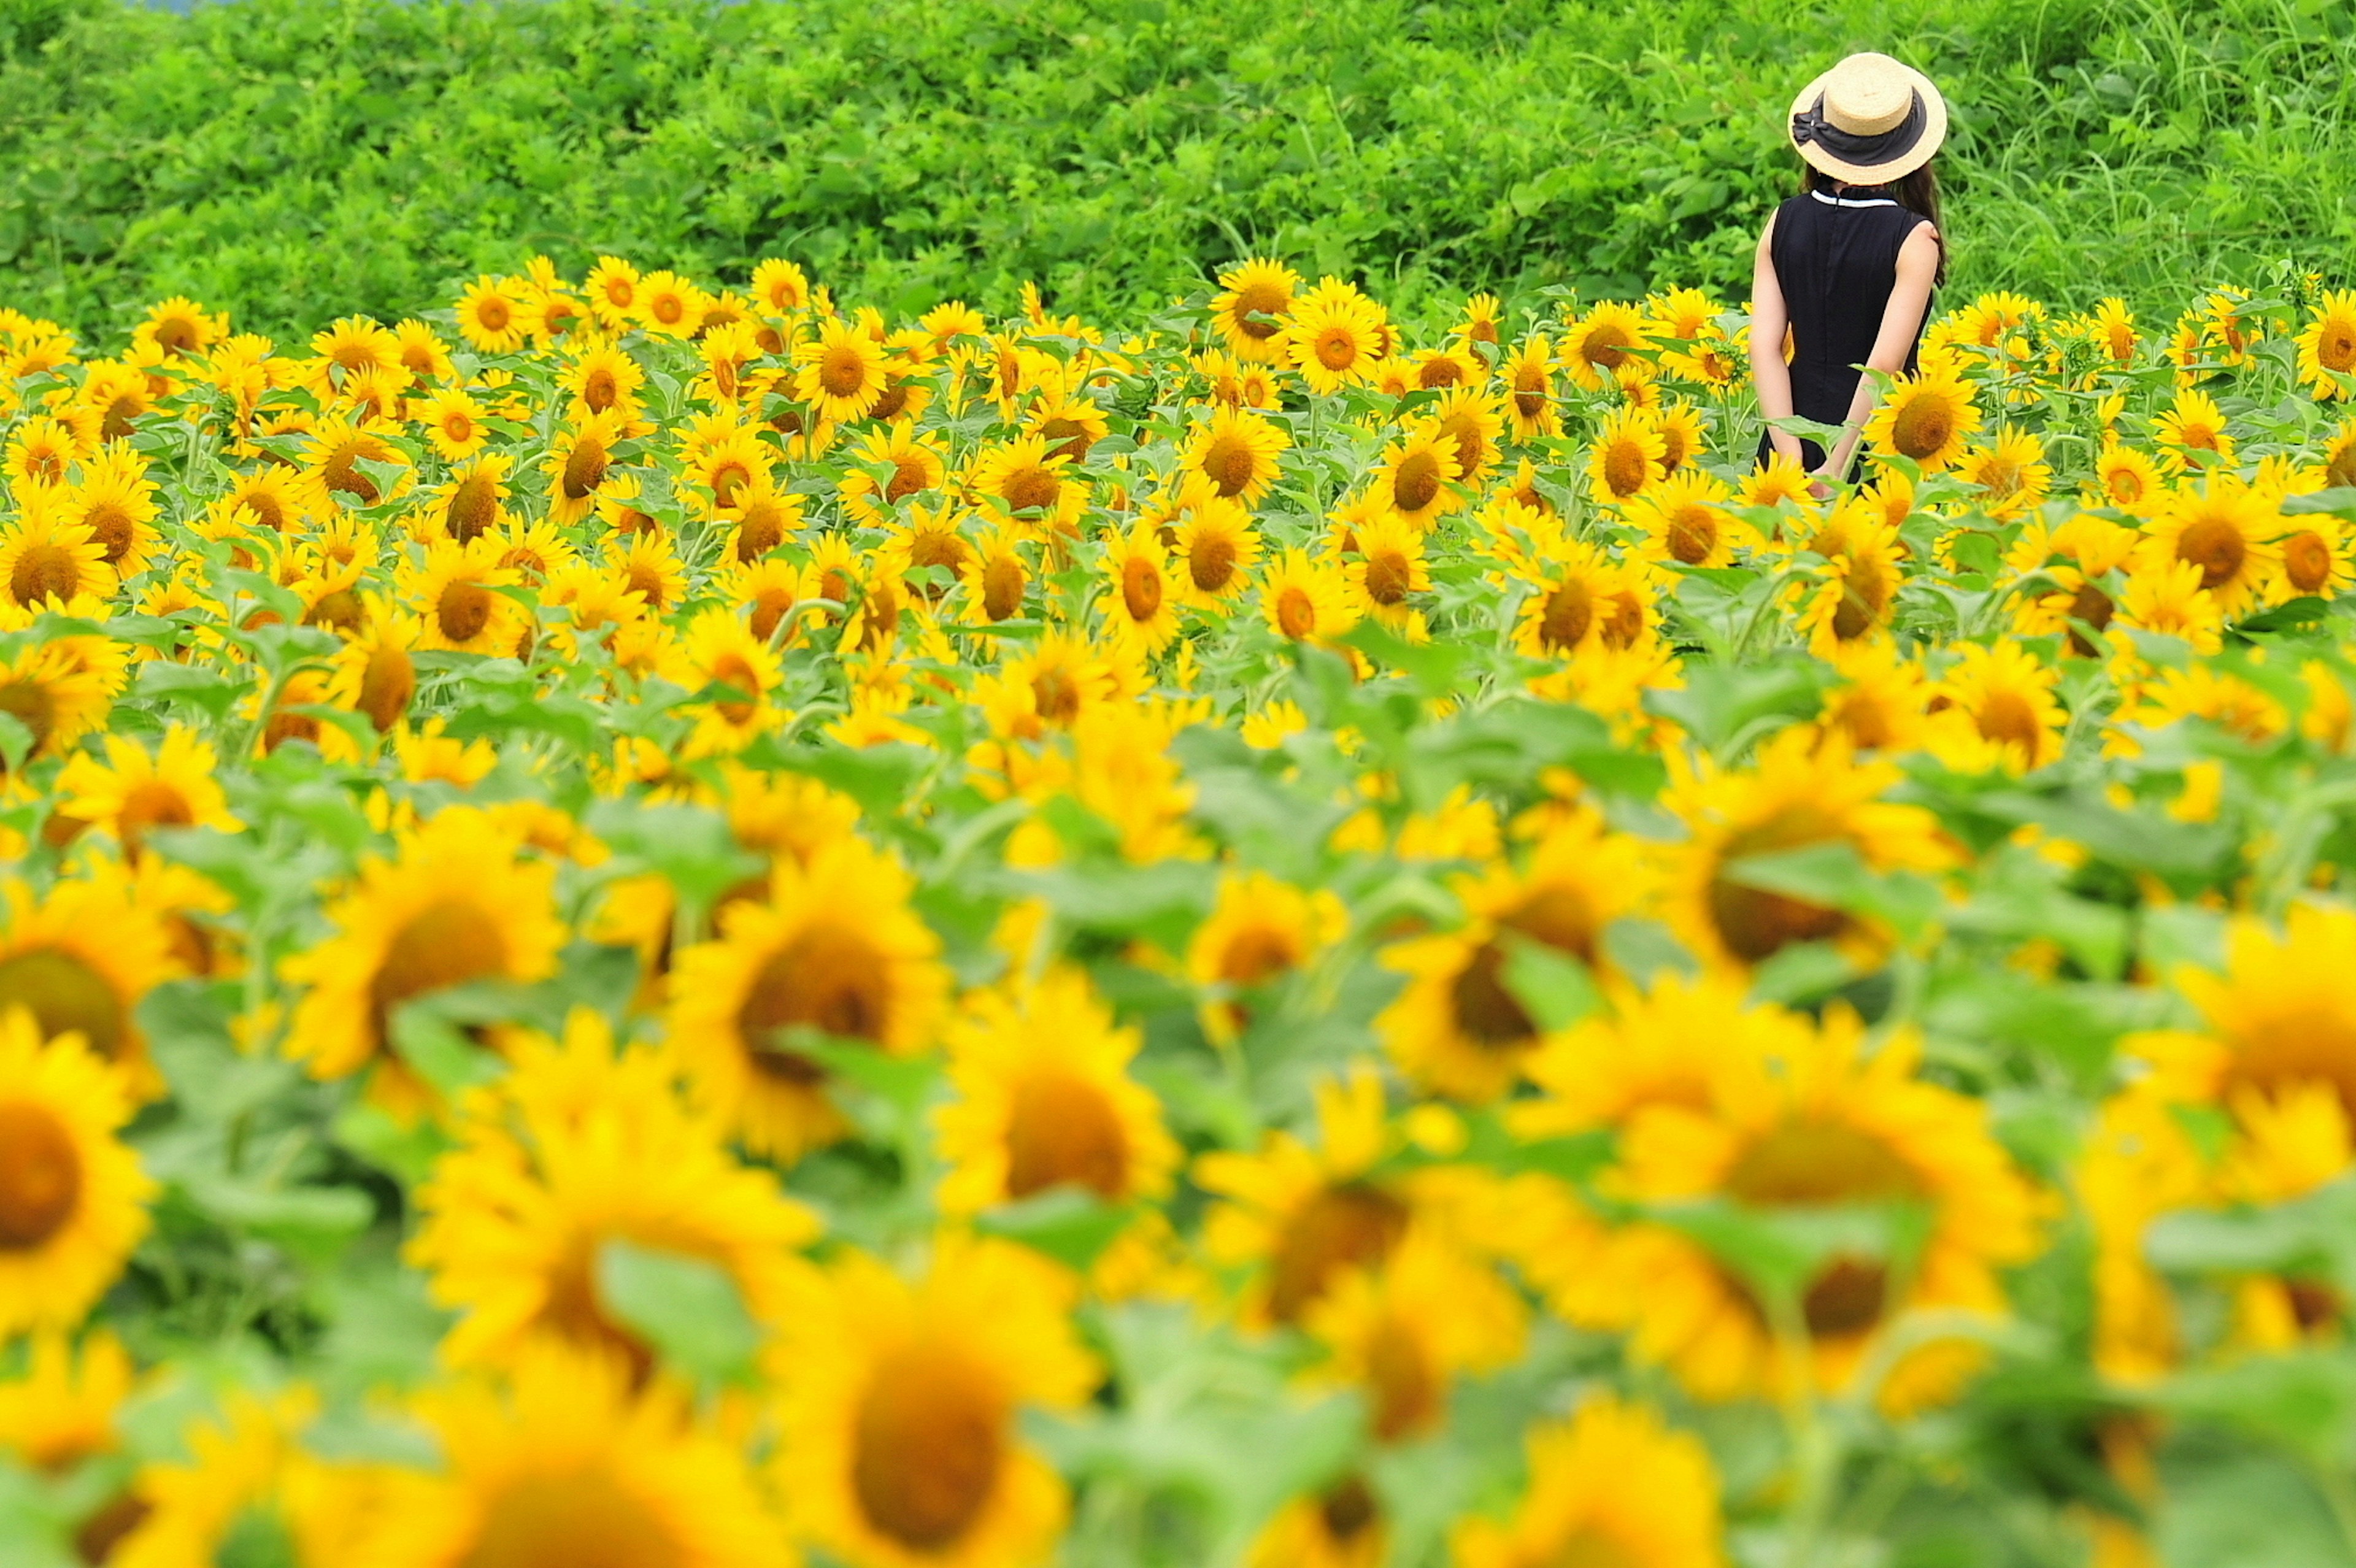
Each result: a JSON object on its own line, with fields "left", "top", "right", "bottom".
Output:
{"left": 1748, "top": 215, "right": 1800, "bottom": 464}
{"left": 1820, "top": 221, "right": 1941, "bottom": 479}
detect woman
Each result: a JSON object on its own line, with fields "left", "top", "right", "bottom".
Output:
{"left": 1750, "top": 52, "right": 1949, "bottom": 490}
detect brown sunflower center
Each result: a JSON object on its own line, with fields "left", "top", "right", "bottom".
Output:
{"left": 886, "top": 456, "right": 931, "bottom": 503}
{"left": 1536, "top": 580, "right": 1593, "bottom": 652}
{"left": 649, "top": 293, "right": 687, "bottom": 326}
{"left": 2320, "top": 325, "right": 2356, "bottom": 374}
{"left": 1218, "top": 924, "right": 1301, "bottom": 987}
{"left": 463, "top": 1469, "right": 688, "bottom": 1568}
{"left": 1230, "top": 282, "right": 1288, "bottom": 342}
{"left": 1707, "top": 809, "right": 1854, "bottom": 962}
{"left": 1513, "top": 367, "right": 1547, "bottom": 421}
{"left": 709, "top": 459, "right": 753, "bottom": 509}
{"left": 1314, "top": 328, "right": 1360, "bottom": 372}
{"left": 1365, "top": 1315, "right": 1442, "bottom": 1441}
{"left": 10, "top": 544, "right": 83, "bottom": 607}
{"left": 1391, "top": 453, "right": 1443, "bottom": 517}
{"left": 73, "top": 1491, "right": 151, "bottom": 1566}
{"left": 0, "top": 948, "right": 125, "bottom": 1058}
{"left": 1450, "top": 940, "right": 1538, "bottom": 1049}
{"left": 1004, "top": 1072, "right": 1129, "bottom": 1199}
{"left": 437, "top": 580, "right": 496, "bottom": 645}
{"left": 581, "top": 365, "right": 620, "bottom": 412}
{"left": 1889, "top": 393, "right": 1957, "bottom": 461}
{"left": 982, "top": 556, "right": 1027, "bottom": 621}
{"left": 1275, "top": 585, "right": 1319, "bottom": 640}
{"left": 852, "top": 1343, "right": 1006, "bottom": 1551}
{"left": 998, "top": 464, "right": 1059, "bottom": 516}
{"left": 1188, "top": 533, "right": 1238, "bottom": 593}
{"left": 2065, "top": 580, "right": 2115, "bottom": 657}
{"left": 117, "top": 780, "right": 195, "bottom": 857}
{"left": 2175, "top": 517, "right": 2246, "bottom": 589}
{"left": 0, "top": 1101, "right": 81, "bottom": 1250}
{"left": 368, "top": 897, "right": 510, "bottom": 1047}
{"left": 2284, "top": 531, "right": 2335, "bottom": 594}
{"left": 2226, "top": 1009, "right": 2356, "bottom": 1122}
{"left": 358, "top": 643, "right": 417, "bottom": 732}
{"left": 1120, "top": 556, "right": 1164, "bottom": 623}
{"left": 80, "top": 501, "right": 135, "bottom": 565}
{"left": 1975, "top": 690, "right": 2044, "bottom": 755}
{"left": 1417, "top": 357, "right": 1465, "bottom": 390}
{"left": 709, "top": 652, "right": 763, "bottom": 726}
{"left": 1268, "top": 1180, "right": 1409, "bottom": 1323}
{"left": 1319, "top": 1476, "right": 1380, "bottom": 1542}
{"left": 561, "top": 434, "right": 610, "bottom": 501}
{"left": 1031, "top": 665, "right": 1082, "bottom": 725}
{"left": 1601, "top": 438, "right": 1652, "bottom": 501}
{"left": 1362, "top": 550, "right": 1412, "bottom": 606}
{"left": 737, "top": 923, "right": 893, "bottom": 1081}
{"left": 1665, "top": 503, "right": 1718, "bottom": 564}
{"left": 1199, "top": 432, "right": 1258, "bottom": 498}
{"left": 321, "top": 440, "right": 382, "bottom": 504}
{"left": 2333, "top": 444, "right": 2356, "bottom": 492}
{"left": 820, "top": 345, "right": 871, "bottom": 399}
{"left": 732, "top": 496, "right": 789, "bottom": 563}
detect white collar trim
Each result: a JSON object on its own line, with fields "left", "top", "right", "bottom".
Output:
{"left": 1810, "top": 190, "right": 1900, "bottom": 209}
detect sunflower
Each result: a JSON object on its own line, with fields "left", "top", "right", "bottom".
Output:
{"left": 1210, "top": 257, "right": 1301, "bottom": 364}
{"left": 0, "top": 1009, "right": 154, "bottom": 1336}
{"left": 280, "top": 807, "right": 566, "bottom": 1103}
{"left": 4, "top": 415, "right": 89, "bottom": 490}
{"left": 0, "top": 1326, "right": 134, "bottom": 1470}
{"left": 1450, "top": 1396, "right": 1724, "bottom": 1568}
{"left": 795, "top": 319, "right": 890, "bottom": 423}
{"left": 1587, "top": 405, "right": 1666, "bottom": 506}
{"left": 1738, "top": 450, "right": 1816, "bottom": 510}
{"left": 2296, "top": 290, "right": 2356, "bottom": 400}
{"left": 688, "top": 425, "right": 775, "bottom": 515}
{"left": 2138, "top": 902, "right": 2356, "bottom": 1123}
{"left": 1185, "top": 870, "right": 1347, "bottom": 1043}
{"left": 65, "top": 446, "right": 161, "bottom": 572}
{"left": 110, "top": 1389, "right": 365, "bottom": 1568}
{"left": 1196, "top": 1066, "right": 1419, "bottom": 1324}
{"left": 1406, "top": 345, "right": 1476, "bottom": 390}
{"left": 1181, "top": 404, "right": 1290, "bottom": 503}
{"left": 1261, "top": 548, "right": 1358, "bottom": 644}
{"left": 398, "top": 537, "right": 528, "bottom": 656}
{"left": 420, "top": 451, "right": 507, "bottom": 545}
{"left": 1303, "top": 1224, "right": 1525, "bottom": 1443}
{"left": 454, "top": 276, "right": 530, "bottom": 354}
{"left": 1931, "top": 640, "right": 2067, "bottom": 772}
{"left": 1499, "top": 334, "right": 1559, "bottom": 441}
{"left": 1366, "top": 420, "right": 1465, "bottom": 528}
{"left": 1510, "top": 540, "right": 1630, "bottom": 661}
{"left": 666, "top": 834, "right": 950, "bottom": 1161}
{"left": 2090, "top": 297, "right": 2138, "bottom": 364}
{"left": 841, "top": 424, "right": 948, "bottom": 525}
{"left": 1378, "top": 808, "right": 1646, "bottom": 1103}
{"left": 352, "top": 1347, "right": 791, "bottom": 1568}
{"left": 771, "top": 1234, "right": 1096, "bottom": 1568}
{"left": 1559, "top": 301, "right": 1653, "bottom": 392}
{"left": 2154, "top": 388, "right": 2235, "bottom": 471}
{"left": 563, "top": 338, "right": 648, "bottom": 420}
{"left": 0, "top": 871, "right": 176, "bottom": 1096}
{"left": 221, "top": 464, "right": 307, "bottom": 536}
{"left": 1249, "top": 1477, "right": 1390, "bottom": 1568}
{"left": 1860, "top": 366, "right": 1981, "bottom": 472}
{"left": 2139, "top": 474, "right": 2282, "bottom": 618}
{"left": 0, "top": 500, "right": 114, "bottom": 610}
{"left": 55, "top": 728, "right": 238, "bottom": 861}
{"left": 752, "top": 256, "right": 811, "bottom": 317}
{"left": 1795, "top": 523, "right": 1906, "bottom": 654}
{"left": 671, "top": 607, "right": 784, "bottom": 753}
{"left": 932, "top": 966, "right": 1178, "bottom": 1215}
{"left": 1955, "top": 425, "right": 2052, "bottom": 519}
{"left": 293, "top": 412, "right": 410, "bottom": 515}
{"left": 2115, "top": 558, "right": 2225, "bottom": 655}
{"left": 1663, "top": 727, "right": 1951, "bottom": 970}
{"left": 1096, "top": 521, "right": 1180, "bottom": 653}
{"left": 1626, "top": 471, "right": 1746, "bottom": 568}
{"left": 626, "top": 269, "right": 703, "bottom": 339}
{"left": 968, "top": 433, "right": 1078, "bottom": 531}
{"left": 406, "top": 1015, "right": 817, "bottom": 1371}
{"left": 2092, "top": 442, "right": 2165, "bottom": 517}
{"left": 1282, "top": 279, "right": 1385, "bottom": 395}
{"left": 580, "top": 257, "right": 644, "bottom": 331}
{"left": 2276, "top": 514, "right": 2354, "bottom": 601}
{"left": 1168, "top": 486, "right": 1261, "bottom": 607}
{"left": 1343, "top": 511, "right": 1428, "bottom": 629}
{"left": 543, "top": 408, "right": 629, "bottom": 526}
{"left": 416, "top": 386, "right": 488, "bottom": 461}
{"left": 131, "top": 296, "right": 225, "bottom": 361}
{"left": 879, "top": 499, "right": 973, "bottom": 596}
{"left": 1024, "top": 384, "right": 1104, "bottom": 461}
{"left": 722, "top": 480, "right": 807, "bottom": 567}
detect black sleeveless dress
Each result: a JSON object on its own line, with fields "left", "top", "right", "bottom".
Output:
{"left": 1756, "top": 186, "right": 1934, "bottom": 472}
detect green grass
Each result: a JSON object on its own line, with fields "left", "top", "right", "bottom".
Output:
{"left": 0, "top": 0, "right": 2349, "bottom": 343}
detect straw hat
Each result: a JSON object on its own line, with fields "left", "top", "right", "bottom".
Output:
{"left": 1787, "top": 53, "right": 1948, "bottom": 185}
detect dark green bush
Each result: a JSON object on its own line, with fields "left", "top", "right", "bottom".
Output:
{"left": 0, "top": 0, "right": 2348, "bottom": 343}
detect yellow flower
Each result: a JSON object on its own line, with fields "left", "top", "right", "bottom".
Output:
{"left": 2154, "top": 388, "right": 2236, "bottom": 471}
{"left": 1452, "top": 1397, "right": 1724, "bottom": 1568}
{"left": 407, "top": 1011, "right": 818, "bottom": 1370}
{"left": 1302, "top": 1223, "right": 1525, "bottom": 1442}
{"left": 1186, "top": 870, "right": 1347, "bottom": 1041}
{"left": 1955, "top": 424, "right": 2051, "bottom": 518}
{"left": 1209, "top": 257, "right": 1299, "bottom": 364}
{"left": 1932, "top": 640, "right": 2067, "bottom": 772}
{"left": 0, "top": 1326, "right": 135, "bottom": 1470}
{"left": 2296, "top": 290, "right": 2356, "bottom": 399}
{"left": 0, "top": 874, "right": 177, "bottom": 1096}
{"left": 1586, "top": 405, "right": 1666, "bottom": 505}
{"left": 1249, "top": 1477, "right": 1390, "bottom": 1568}
{"left": 352, "top": 1347, "right": 791, "bottom": 1568}
{"left": 1261, "top": 547, "right": 1358, "bottom": 642}
{"left": 1559, "top": 300, "right": 1653, "bottom": 391}
{"left": 0, "top": 494, "right": 115, "bottom": 610}
{"left": 667, "top": 833, "right": 950, "bottom": 1161}
{"left": 398, "top": 536, "right": 530, "bottom": 656}
{"left": 1662, "top": 727, "right": 1951, "bottom": 970}
{"left": 1861, "top": 365, "right": 1981, "bottom": 471}
{"left": 55, "top": 726, "right": 239, "bottom": 859}
{"left": 0, "top": 1010, "right": 153, "bottom": 1335}
{"left": 1365, "top": 418, "right": 1465, "bottom": 528}
{"left": 543, "top": 407, "right": 629, "bottom": 526}
{"left": 1095, "top": 520, "right": 1180, "bottom": 653}
{"left": 1603, "top": 1004, "right": 2044, "bottom": 1409}
{"left": 795, "top": 317, "right": 891, "bottom": 423}
{"left": 2138, "top": 474, "right": 2282, "bottom": 618}
{"left": 2092, "top": 441, "right": 2165, "bottom": 517}
{"left": 1627, "top": 470, "right": 1746, "bottom": 568}
{"left": 771, "top": 1233, "right": 1097, "bottom": 1568}
{"left": 1501, "top": 334, "right": 1559, "bottom": 440}
{"left": 455, "top": 275, "right": 531, "bottom": 353}
{"left": 1282, "top": 277, "right": 1385, "bottom": 394}
{"left": 1181, "top": 403, "right": 1290, "bottom": 503}
{"left": 933, "top": 966, "right": 1179, "bottom": 1213}
{"left": 281, "top": 807, "right": 566, "bottom": 1105}
{"left": 133, "top": 296, "right": 226, "bottom": 360}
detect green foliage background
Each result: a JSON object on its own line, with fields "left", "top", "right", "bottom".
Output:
{"left": 1, "top": 0, "right": 2352, "bottom": 347}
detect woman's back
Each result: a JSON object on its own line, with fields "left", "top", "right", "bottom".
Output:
{"left": 1768, "top": 187, "right": 1932, "bottom": 428}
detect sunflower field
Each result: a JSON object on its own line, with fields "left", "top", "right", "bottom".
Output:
{"left": 1, "top": 252, "right": 2355, "bottom": 1568}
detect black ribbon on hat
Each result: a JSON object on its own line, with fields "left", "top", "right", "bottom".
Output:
{"left": 1791, "top": 88, "right": 1928, "bottom": 167}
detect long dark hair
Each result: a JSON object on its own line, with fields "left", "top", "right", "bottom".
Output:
{"left": 1804, "top": 162, "right": 1949, "bottom": 288}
